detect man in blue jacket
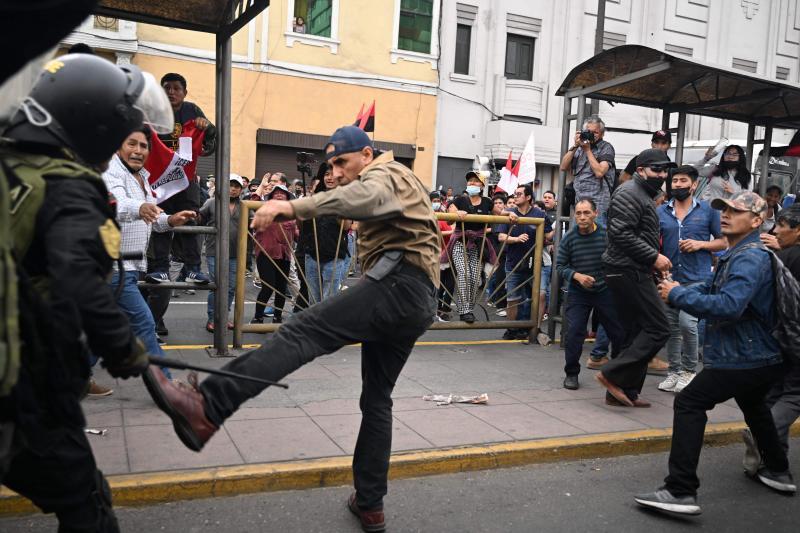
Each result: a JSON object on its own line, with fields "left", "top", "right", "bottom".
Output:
{"left": 635, "top": 191, "right": 794, "bottom": 516}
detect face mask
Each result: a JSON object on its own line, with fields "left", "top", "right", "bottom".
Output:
{"left": 432, "top": 202, "right": 441, "bottom": 211}
{"left": 646, "top": 177, "right": 665, "bottom": 191}
{"left": 720, "top": 159, "right": 738, "bottom": 170}
{"left": 466, "top": 185, "right": 481, "bottom": 196}
{"left": 672, "top": 187, "right": 691, "bottom": 201}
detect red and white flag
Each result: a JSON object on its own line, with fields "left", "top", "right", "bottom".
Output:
{"left": 517, "top": 132, "right": 536, "bottom": 185}
{"left": 497, "top": 150, "right": 518, "bottom": 194}
{"left": 144, "top": 120, "right": 205, "bottom": 204}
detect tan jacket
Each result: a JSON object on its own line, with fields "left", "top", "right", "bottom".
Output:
{"left": 292, "top": 151, "right": 440, "bottom": 287}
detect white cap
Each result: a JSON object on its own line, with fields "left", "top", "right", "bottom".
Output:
{"left": 229, "top": 173, "right": 244, "bottom": 187}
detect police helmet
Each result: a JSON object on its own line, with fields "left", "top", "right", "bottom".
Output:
{"left": 4, "top": 54, "right": 172, "bottom": 165}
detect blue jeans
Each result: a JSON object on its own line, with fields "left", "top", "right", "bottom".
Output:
{"left": 505, "top": 269, "right": 531, "bottom": 321}
{"left": 305, "top": 254, "right": 349, "bottom": 304}
{"left": 109, "top": 271, "right": 171, "bottom": 379}
{"left": 591, "top": 325, "right": 610, "bottom": 358}
{"left": 563, "top": 286, "right": 625, "bottom": 376}
{"left": 207, "top": 256, "right": 237, "bottom": 322}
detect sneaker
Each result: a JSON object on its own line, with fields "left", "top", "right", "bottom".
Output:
{"left": 756, "top": 467, "right": 797, "bottom": 493}
{"left": 186, "top": 271, "right": 211, "bottom": 285}
{"left": 347, "top": 492, "right": 385, "bottom": 532}
{"left": 245, "top": 270, "right": 253, "bottom": 278}
{"left": 145, "top": 271, "right": 170, "bottom": 284}
{"left": 502, "top": 329, "right": 517, "bottom": 340}
{"left": 460, "top": 312, "right": 475, "bottom": 323}
{"left": 742, "top": 428, "right": 762, "bottom": 477}
{"left": 205, "top": 321, "right": 214, "bottom": 332}
{"left": 87, "top": 379, "right": 113, "bottom": 397}
{"left": 434, "top": 314, "right": 449, "bottom": 323}
{"left": 496, "top": 309, "right": 507, "bottom": 317}
{"left": 586, "top": 356, "right": 609, "bottom": 369}
{"left": 536, "top": 332, "right": 551, "bottom": 346}
{"left": 272, "top": 316, "right": 282, "bottom": 324}
{"left": 515, "top": 329, "right": 531, "bottom": 341}
{"left": 634, "top": 489, "right": 701, "bottom": 515}
{"left": 264, "top": 306, "right": 274, "bottom": 317}
{"left": 674, "top": 372, "right": 696, "bottom": 393}
{"left": 253, "top": 279, "right": 262, "bottom": 288}
{"left": 250, "top": 317, "right": 264, "bottom": 324}
{"left": 658, "top": 372, "right": 681, "bottom": 392}
{"left": 184, "top": 289, "right": 196, "bottom": 295}
{"left": 156, "top": 335, "right": 166, "bottom": 346}
{"left": 563, "top": 375, "right": 579, "bottom": 390}
{"left": 156, "top": 321, "right": 169, "bottom": 337}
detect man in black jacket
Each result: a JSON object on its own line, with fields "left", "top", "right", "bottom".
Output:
{"left": 597, "top": 149, "right": 675, "bottom": 407}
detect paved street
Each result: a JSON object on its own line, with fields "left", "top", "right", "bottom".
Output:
{"left": 3, "top": 439, "right": 798, "bottom": 532}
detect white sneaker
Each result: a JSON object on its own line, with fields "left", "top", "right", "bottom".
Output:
{"left": 674, "top": 372, "right": 696, "bottom": 393}
{"left": 497, "top": 309, "right": 507, "bottom": 317}
{"left": 658, "top": 372, "right": 681, "bottom": 392}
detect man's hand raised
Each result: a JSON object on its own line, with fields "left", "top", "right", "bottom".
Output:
{"left": 168, "top": 210, "right": 197, "bottom": 227}
{"left": 251, "top": 200, "right": 295, "bottom": 231}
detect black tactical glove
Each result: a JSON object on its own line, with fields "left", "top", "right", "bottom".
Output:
{"left": 104, "top": 337, "right": 149, "bottom": 379}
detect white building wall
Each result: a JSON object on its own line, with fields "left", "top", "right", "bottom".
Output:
{"left": 435, "top": 0, "right": 800, "bottom": 191}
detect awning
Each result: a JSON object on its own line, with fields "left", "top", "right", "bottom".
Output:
{"left": 95, "top": 0, "right": 268, "bottom": 36}
{"left": 556, "top": 45, "right": 800, "bottom": 129}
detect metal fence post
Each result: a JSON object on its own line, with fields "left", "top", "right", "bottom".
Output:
{"left": 233, "top": 201, "right": 250, "bottom": 348}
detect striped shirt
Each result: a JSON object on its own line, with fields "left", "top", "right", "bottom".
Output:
{"left": 556, "top": 224, "right": 608, "bottom": 293}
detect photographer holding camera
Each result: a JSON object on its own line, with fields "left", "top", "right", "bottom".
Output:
{"left": 559, "top": 116, "right": 616, "bottom": 226}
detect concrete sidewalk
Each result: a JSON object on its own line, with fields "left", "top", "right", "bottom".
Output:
{"left": 77, "top": 339, "right": 747, "bottom": 476}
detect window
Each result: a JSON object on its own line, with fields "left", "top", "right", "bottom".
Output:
{"left": 505, "top": 34, "right": 535, "bottom": 81}
{"left": 292, "top": 0, "right": 333, "bottom": 38}
{"left": 454, "top": 23, "right": 472, "bottom": 75}
{"left": 398, "top": 0, "right": 434, "bottom": 54}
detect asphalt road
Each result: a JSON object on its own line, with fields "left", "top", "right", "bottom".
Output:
{"left": 3, "top": 439, "right": 798, "bottom": 532}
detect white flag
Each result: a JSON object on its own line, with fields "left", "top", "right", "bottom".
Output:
{"left": 517, "top": 132, "right": 536, "bottom": 185}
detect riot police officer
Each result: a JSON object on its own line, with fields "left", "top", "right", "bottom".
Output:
{"left": 0, "top": 54, "right": 173, "bottom": 532}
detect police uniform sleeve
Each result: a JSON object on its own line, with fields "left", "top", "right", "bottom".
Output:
{"left": 41, "top": 180, "right": 138, "bottom": 364}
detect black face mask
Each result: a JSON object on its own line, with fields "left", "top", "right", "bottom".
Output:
{"left": 646, "top": 177, "right": 665, "bottom": 191}
{"left": 672, "top": 187, "right": 692, "bottom": 201}
{"left": 720, "top": 159, "right": 739, "bottom": 170}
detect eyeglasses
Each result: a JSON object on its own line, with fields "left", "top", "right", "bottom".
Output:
{"left": 648, "top": 165, "right": 669, "bottom": 172}
{"left": 513, "top": 192, "right": 525, "bottom": 197}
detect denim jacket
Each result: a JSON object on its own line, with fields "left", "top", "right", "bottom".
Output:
{"left": 668, "top": 231, "right": 781, "bottom": 369}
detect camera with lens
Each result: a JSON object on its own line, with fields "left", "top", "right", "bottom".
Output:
{"left": 296, "top": 151, "right": 315, "bottom": 175}
{"left": 579, "top": 130, "right": 594, "bottom": 143}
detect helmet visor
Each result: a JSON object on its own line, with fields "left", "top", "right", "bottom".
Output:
{"left": 134, "top": 71, "right": 173, "bottom": 134}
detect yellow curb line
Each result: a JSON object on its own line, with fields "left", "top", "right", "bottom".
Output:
{"left": 3, "top": 422, "right": 797, "bottom": 516}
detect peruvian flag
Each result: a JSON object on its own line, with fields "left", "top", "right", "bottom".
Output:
{"left": 358, "top": 100, "right": 376, "bottom": 132}
{"left": 144, "top": 120, "right": 205, "bottom": 204}
{"left": 496, "top": 150, "right": 518, "bottom": 194}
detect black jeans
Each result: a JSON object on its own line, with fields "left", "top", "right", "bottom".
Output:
{"left": 201, "top": 262, "right": 436, "bottom": 509}
{"left": 665, "top": 364, "right": 788, "bottom": 496}
{"left": 254, "top": 255, "right": 290, "bottom": 320}
{"left": 563, "top": 286, "right": 625, "bottom": 376}
{"left": 602, "top": 268, "right": 669, "bottom": 399}
{"left": 765, "top": 358, "right": 800, "bottom": 453}
{"left": 149, "top": 183, "right": 203, "bottom": 272}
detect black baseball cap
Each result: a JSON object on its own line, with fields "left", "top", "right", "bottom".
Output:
{"left": 324, "top": 125, "right": 374, "bottom": 160}
{"left": 636, "top": 148, "right": 676, "bottom": 169}
{"left": 651, "top": 129, "right": 672, "bottom": 144}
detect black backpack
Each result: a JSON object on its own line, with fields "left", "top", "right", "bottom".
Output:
{"left": 730, "top": 243, "right": 800, "bottom": 359}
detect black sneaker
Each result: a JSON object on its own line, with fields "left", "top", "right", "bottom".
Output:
{"left": 156, "top": 335, "right": 166, "bottom": 346}
{"left": 756, "top": 467, "right": 797, "bottom": 493}
{"left": 634, "top": 489, "right": 701, "bottom": 515}
{"left": 250, "top": 317, "right": 264, "bottom": 324}
{"left": 563, "top": 375, "right": 579, "bottom": 390}
{"left": 460, "top": 312, "right": 475, "bottom": 323}
{"left": 156, "top": 321, "right": 169, "bottom": 337}
{"left": 272, "top": 316, "right": 282, "bottom": 324}
{"left": 515, "top": 329, "right": 531, "bottom": 340}
{"left": 502, "top": 329, "right": 517, "bottom": 340}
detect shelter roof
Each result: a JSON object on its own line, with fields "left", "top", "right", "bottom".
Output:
{"left": 557, "top": 45, "right": 800, "bottom": 129}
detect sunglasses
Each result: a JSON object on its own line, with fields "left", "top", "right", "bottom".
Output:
{"left": 648, "top": 165, "right": 670, "bottom": 172}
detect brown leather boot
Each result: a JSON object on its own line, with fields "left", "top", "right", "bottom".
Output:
{"left": 142, "top": 367, "right": 219, "bottom": 451}
{"left": 347, "top": 492, "right": 386, "bottom": 532}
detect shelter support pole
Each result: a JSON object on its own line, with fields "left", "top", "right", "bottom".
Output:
{"left": 675, "top": 112, "right": 686, "bottom": 165}
{"left": 661, "top": 110, "right": 671, "bottom": 132}
{"left": 746, "top": 123, "right": 756, "bottom": 171}
{"left": 213, "top": 31, "right": 232, "bottom": 356}
{"left": 548, "top": 97, "right": 575, "bottom": 339}
{"left": 233, "top": 200, "right": 250, "bottom": 349}
{"left": 760, "top": 122, "right": 773, "bottom": 195}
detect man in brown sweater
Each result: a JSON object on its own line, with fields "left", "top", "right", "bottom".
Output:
{"left": 144, "top": 126, "right": 439, "bottom": 533}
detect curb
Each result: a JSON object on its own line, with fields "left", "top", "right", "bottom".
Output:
{"left": 4, "top": 421, "right": 798, "bottom": 516}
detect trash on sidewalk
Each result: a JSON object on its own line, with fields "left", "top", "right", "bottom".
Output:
{"left": 84, "top": 428, "right": 108, "bottom": 436}
{"left": 422, "top": 393, "right": 489, "bottom": 406}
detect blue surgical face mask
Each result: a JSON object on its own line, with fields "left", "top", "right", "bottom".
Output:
{"left": 432, "top": 202, "right": 441, "bottom": 211}
{"left": 466, "top": 185, "right": 481, "bottom": 196}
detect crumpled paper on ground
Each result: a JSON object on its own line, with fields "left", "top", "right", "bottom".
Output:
{"left": 422, "top": 393, "right": 489, "bottom": 406}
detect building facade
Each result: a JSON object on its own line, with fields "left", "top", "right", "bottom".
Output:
{"left": 435, "top": 0, "right": 800, "bottom": 193}
{"left": 60, "top": 1, "right": 441, "bottom": 187}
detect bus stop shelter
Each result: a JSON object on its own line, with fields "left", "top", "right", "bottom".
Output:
{"left": 92, "top": 1, "right": 271, "bottom": 355}
{"left": 548, "top": 44, "right": 800, "bottom": 338}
